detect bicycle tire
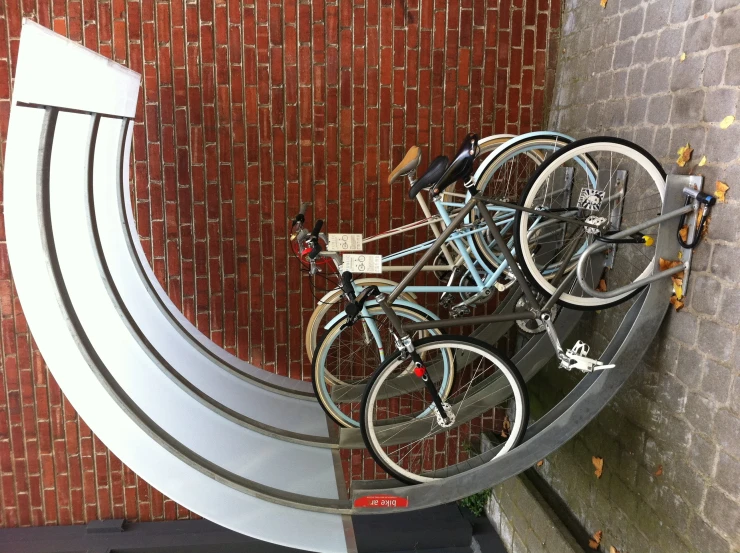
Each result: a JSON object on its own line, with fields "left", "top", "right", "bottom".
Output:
{"left": 360, "top": 335, "right": 529, "bottom": 484}
{"left": 514, "top": 136, "right": 666, "bottom": 310}
{"left": 312, "top": 304, "right": 453, "bottom": 428}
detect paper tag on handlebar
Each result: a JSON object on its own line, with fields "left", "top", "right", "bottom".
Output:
{"left": 343, "top": 254, "right": 382, "bottom": 274}
{"left": 327, "top": 233, "right": 363, "bottom": 251}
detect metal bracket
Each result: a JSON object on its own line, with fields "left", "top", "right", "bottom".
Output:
{"left": 678, "top": 175, "right": 704, "bottom": 296}
{"left": 575, "top": 174, "right": 701, "bottom": 300}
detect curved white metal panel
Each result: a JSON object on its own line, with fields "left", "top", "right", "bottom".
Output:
{"left": 5, "top": 21, "right": 349, "bottom": 552}
{"left": 11, "top": 20, "right": 139, "bottom": 117}
{"left": 93, "top": 116, "right": 329, "bottom": 439}
{"left": 50, "top": 111, "right": 338, "bottom": 495}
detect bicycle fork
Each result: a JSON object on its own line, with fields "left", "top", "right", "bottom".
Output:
{"left": 377, "top": 293, "right": 453, "bottom": 425}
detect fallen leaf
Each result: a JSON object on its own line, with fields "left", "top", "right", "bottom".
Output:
{"left": 592, "top": 456, "right": 604, "bottom": 478}
{"left": 679, "top": 52, "right": 686, "bottom": 61}
{"left": 596, "top": 279, "right": 607, "bottom": 292}
{"left": 655, "top": 464, "right": 663, "bottom": 476}
{"left": 536, "top": 460, "right": 544, "bottom": 467}
{"left": 698, "top": 155, "right": 707, "bottom": 166}
{"left": 678, "top": 225, "right": 689, "bottom": 242}
{"left": 659, "top": 258, "right": 682, "bottom": 272}
{"left": 672, "top": 277, "right": 684, "bottom": 300}
{"left": 589, "top": 530, "right": 603, "bottom": 550}
{"left": 676, "top": 143, "right": 693, "bottom": 167}
{"left": 715, "top": 181, "right": 729, "bottom": 203}
{"left": 610, "top": 547, "right": 620, "bottom": 553}
{"left": 670, "top": 296, "right": 684, "bottom": 311}
{"left": 600, "top": 0, "right": 608, "bottom": 7}
{"left": 720, "top": 115, "right": 735, "bottom": 129}
{"left": 501, "top": 415, "right": 511, "bottom": 438}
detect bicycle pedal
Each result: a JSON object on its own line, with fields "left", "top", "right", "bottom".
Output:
{"left": 450, "top": 305, "right": 471, "bottom": 318}
{"left": 559, "top": 340, "right": 615, "bottom": 373}
{"left": 494, "top": 273, "right": 517, "bottom": 291}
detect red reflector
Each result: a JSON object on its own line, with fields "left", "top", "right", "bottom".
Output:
{"left": 354, "top": 495, "right": 409, "bottom": 508}
{"left": 414, "top": 366, "right": 426, "bottom": 377}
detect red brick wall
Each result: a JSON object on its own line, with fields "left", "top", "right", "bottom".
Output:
{"left": 0, "top": 0, "right": 560, "bottom": 528}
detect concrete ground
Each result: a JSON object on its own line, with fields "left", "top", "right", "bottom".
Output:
{"left": 521, "top": 0, "right": 740, "bottom": 552}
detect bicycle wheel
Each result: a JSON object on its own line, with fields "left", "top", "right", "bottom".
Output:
{"left": 360, "top": 335, "right": 529, "bottom": 484}
{"left": 312, "top": 304, "right": 453, "bottom": 428}
{"left": 304, "top": 279, "right": 418, "bottom": 359}
{"left": 469, "top": 133, "right": 598, "bottom": 272}
{"left": 515, "top": 136, "right": 666, "bottom": 310}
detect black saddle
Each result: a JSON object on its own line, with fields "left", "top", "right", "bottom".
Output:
{"left": 432, "top": 133, "right": 479, "bottom": 196}
{"left": 409, "top": 156, "right": 449, "bottom": 199}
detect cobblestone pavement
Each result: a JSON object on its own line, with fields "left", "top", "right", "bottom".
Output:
{"left": 528, "top": 0, "right": 740, "bottom": 552}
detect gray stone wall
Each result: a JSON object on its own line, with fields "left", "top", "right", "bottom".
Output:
{"left": 502, "top": 0, "right": 740, "bottom": 552}
{"left": 488, "top": 474, "right": 582, "bottom": 553}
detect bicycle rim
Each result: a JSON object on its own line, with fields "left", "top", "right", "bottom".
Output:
{"left": 360, "top": 336, "right": 529, "bottom": 484}
{"left": 312, "top": 305, "right": 453, "bottom": 428}
{"left": 515, "top": 137, "right": 666, "bottom": 310}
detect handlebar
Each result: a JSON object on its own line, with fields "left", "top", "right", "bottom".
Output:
{"left": 344, "top": 285, "right": 380, "bottom": 319}
{"left": 303, "top": 219, "right": 324, "bottom": 260}
{"left": 341, "top": 271, "right": 355, "bottom": 296}
{"left": 292, "top": 202, "right": 310, "bottom": 226}
{"left": 311, "top": 220, "right": 324, "bottom": 239}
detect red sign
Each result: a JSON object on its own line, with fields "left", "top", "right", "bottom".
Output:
{"left": 354, "top": 494, "right": 409, "bottom": 508}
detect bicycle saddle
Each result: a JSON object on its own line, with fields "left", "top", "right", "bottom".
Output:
{"left": 409, "top": 155, "right": 449, "bottom": 199}
{"left": 388, "top": 146, "right": 421, "bottom": 184}
{"left": 432, "top": 133, "right": 479, "bottom": 196}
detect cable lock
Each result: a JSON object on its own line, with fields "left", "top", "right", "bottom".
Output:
{"left": 678, "top": 187, "right": 716, "bottom": 249}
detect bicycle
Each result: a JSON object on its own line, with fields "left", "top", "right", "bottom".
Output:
{"left": 304, "top": 132, "right": 597, "bottom": 428}
{"left": 356, "top": 133, "right": 716, "bottom": 484}
{"left": 296, "top": 131, "right": 587, "bottom": 360}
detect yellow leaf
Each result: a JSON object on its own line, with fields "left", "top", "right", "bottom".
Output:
{"left": 676, "top": 143, "right": 693, "bottom": 167}
{"left": 592, "top": 456, "right": 604, "bottom": 479}
{"left": 655, "top": 464, "right": 663, "bottom": 476}
{"left": 536, "top": 460, "right": 544, "bottom": 467}
{"left": 679, "top": 52, "right": 686, "bottom": 61}
{"left": 589, "top": 530, "right": 603, "bottom": 550}
{"left": 720, "top": 115, "right": 735, "bottom": 129}
{"left": 501, "top": 415, "right": 511, "bottom": 439}
{"left": 670, "top": 296, "right": 684, "bottom": 311}
{"left": 596, "top": 279, "right": 607, "bottom": 292}
{"left": 698, "top": 155, "right": 707, "bottom": 166}
{"left": 678, "top": 225, "right": 689, "bottom": 242}
{"left": 600, "top": 0, "right": 608, "bottom": 7}
{"left": 673, "top": 277, "right": 684, "bottom": 300}
{"left": 715, "top": 181, "right": 729, "bottom": 203}
{"left": 659, "top": 258, "right": 682, "bottom": 272}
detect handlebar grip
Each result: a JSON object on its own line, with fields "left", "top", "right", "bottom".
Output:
{"left": 308, "top": 241, "right": 323, "bottom": 260}
{"left": 293, "top": 203, "right": 310, "bottom": 225}
{"left": 341, "top": 271, "right": 354, "bottom": 295}
{"left": 311, "top": 220, "right": 324, "bottom": 239}
{"left": 344, "top": 285, "right": 380, "bottom": 319}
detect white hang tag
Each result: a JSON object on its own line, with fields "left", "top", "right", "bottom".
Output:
{"left": 327, "top": 233, "right": 364, "bottom": 251}
{"left": 343, "top": 254, "right": 382, "bottom": 274}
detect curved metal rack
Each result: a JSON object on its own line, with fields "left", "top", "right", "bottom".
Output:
{"left": 5, "top": 20, "right": 686, "bottom": 552}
